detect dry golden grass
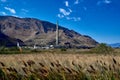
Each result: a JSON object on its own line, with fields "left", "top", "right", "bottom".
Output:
{"left": 0, "top": 52, "right": 120, "bottom": 79}
{"left": 0, "top": 53, "right": 119, "bottom": 71}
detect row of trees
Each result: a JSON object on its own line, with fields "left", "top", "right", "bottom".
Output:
{"left": 0, "top": 43, "right": 115, "bottom": 54}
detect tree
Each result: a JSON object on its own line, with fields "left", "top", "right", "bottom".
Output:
{"left": 92, "top": 43, "right": 114, "bottom": 54}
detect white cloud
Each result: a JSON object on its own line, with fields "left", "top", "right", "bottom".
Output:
{"left": 66, "top": 17, "right": 81, "bottom": 21}
{"left": 57, "top": 14, "right": 64, "bottom": 18}
{"left": 4, "top": 7, "right": 16, "bottom": 14}
{"left": 64, "top": 1, "right": 69, "bottom": 7}
{"left": 68, "top": 8, "right": 72, "bottom": 13}
{"left": 74, "top": 0, "right": 79, "bottom": 4}
{"left": 21, "top": 9, "right": 29, "bottom": 14}
{"left": 12, "top": 15, "right": 19, "bottom": 17}
{"left": 21, "top": 9, "right": 29, "bottom": 13}
{"left": 57, "top": 1, "right": 81, "bottom": 22}
{"left": 1, "top": 0, "right": 6, "bottom": 2}
{"left": 59, "top": 8, "right": 71, "bottom": 16}
{"left": 97, "top": 0, "right": 112, "bottom": 5}
{"left": 66, "top": 17, "right": 72, "bottom": 20}
{"left": 104, "top": 0, "right": 111, "bottom": 4}
{"left": 0, "top": 12, "right": 7, "bottom": 15}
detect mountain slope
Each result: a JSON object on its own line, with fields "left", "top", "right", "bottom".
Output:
{"left": 0, "top": 16, "right": 98, "bottom": 47}
{"left": 0, "top": 32, "right": 24, "bottom": 46}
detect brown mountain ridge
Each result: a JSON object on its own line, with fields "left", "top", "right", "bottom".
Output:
{"left": 0, "top": 16, "right": 98, "bottom": 48}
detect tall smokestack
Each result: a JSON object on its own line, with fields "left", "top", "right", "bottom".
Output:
{"left": 56, "top": 20, "right": 59, "bottom": 46}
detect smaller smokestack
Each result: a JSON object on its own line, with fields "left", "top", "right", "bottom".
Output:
{"left": 34, "top": 44, "right": 37, "bottom": 49}
{"left": 17, "top": 42, "right": 22, "bottom": 53}
{"left": 17, "top": 42, "right": 20, "bottom": 48}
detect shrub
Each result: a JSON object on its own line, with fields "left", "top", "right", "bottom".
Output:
{"left": 31, "top": 49, "right": 41, "bottom": 53}
{"left": 61, "top": 48, "right": 67, "bottom": 51}
{"left": 0, "top": 47, "right": 19, "bottom": 51}
{"left": 92, "top": 43, "right": 114, "bottom": 54}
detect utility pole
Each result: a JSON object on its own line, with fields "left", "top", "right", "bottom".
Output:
{"left": 56, "top": 20, "right": 59, "bottom": 46}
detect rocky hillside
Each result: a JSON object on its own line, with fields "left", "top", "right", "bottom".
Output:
{"left": 0, "top": 32, "right": 24, "bottom": 46}
{"left": 0, "top": 16, "right": 98, "bottom": 48}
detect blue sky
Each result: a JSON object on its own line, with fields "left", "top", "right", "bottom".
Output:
{"left": 0, "top": 0, "right": 120, "bottom": 44}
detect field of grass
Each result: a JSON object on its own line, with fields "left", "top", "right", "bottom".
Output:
{"left": 0, "top": 49, "right": 120, "bottom": 80}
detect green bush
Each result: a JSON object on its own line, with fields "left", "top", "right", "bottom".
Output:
{"left": 0, "top": 47, "right": 19, "bottom": 51}
{"left": 30, "top": 49, "right": 41, "bottom": 53}
{"left": 61, "top": 48, "right": 67, "bottom": 51}
{"left": 92, "top": 43, "right": 114, "bottom": 54}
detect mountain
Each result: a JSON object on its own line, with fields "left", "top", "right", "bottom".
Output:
{"left": 0, "top": 16, "right": 98, "bottom": 48}
{"left": 0, "top": 32, "right": 24, "bottom": 47}
{"left": 109, "top": 43, "right": 120, "bottom": 48}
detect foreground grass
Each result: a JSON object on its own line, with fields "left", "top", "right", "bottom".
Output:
{"left": 0, "top": 53, "right": 120, "bottom": 80}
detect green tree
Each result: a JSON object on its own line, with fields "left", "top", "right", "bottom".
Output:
{"left": 92, "top": 43, "right": 114, "bottom": 54}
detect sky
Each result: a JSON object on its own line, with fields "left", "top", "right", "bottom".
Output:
{"left": 0, "top": 0, "right": 120, "bottom": 44}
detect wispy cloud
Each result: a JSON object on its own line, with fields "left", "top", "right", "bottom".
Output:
{"left": 1, "top": 0, "right": 6, "bottom": 2}
{"left": 12, "top": 15, "right": 19, "bottom": 18}
{"left": 21, "top": 9, "right": 29, "bottom": 13}
{"left": 68, "top": 8, "right": 72, "bottom": 13}
{"left": 0, "top": 12, "right": 7, "bottom": 15}
{"left": 58, "top": 8, "right": 74, "bottom": 20}
{"left": 57, "top": 0, "right": 81, "bottom": 22}
{"left": 104, "top": 0, "right": 111, "bottom": 4}
{"left": 57, "top": 14, "right": 64, "bottom": 18}
{"left": 21, "top": 9, "right": 29, "bottom": 14}
{"left": 64, "top": 1, "right": 69, "bottom": 7}
{"left": 59, "top": 8, "right": 71, "bottom": 16}
{"left": 97, "top": 0, "right": 112, "bottom": 5}
{"left": 74, "top": 0, "right": 79, "bottom": 4}
{"left": 4, "top": 7, "right": 16, "bottom": 14}
{"left": 66, "top": 17, "right": 81, "bottom": 21}
{"left": 57, "top": 8, "right": 81, "bottom": 21}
